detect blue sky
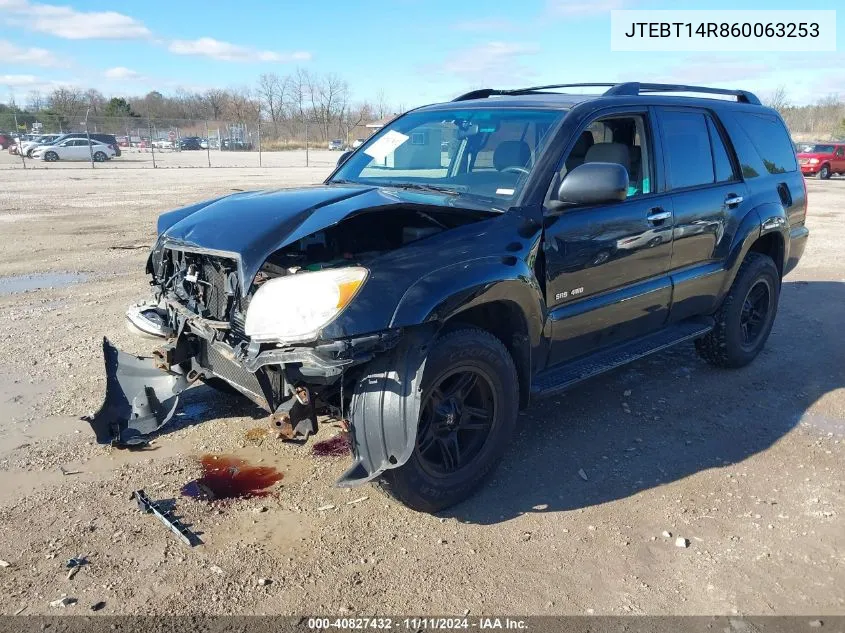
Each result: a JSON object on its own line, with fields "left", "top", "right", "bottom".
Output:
{"left": 0, "top": 0, "right": 842, "bottom": 109}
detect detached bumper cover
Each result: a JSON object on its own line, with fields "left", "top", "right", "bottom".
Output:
{"left": 336, "top": 324, "right": 435, "bottom": 487}
{"left": 85, "top": 338, "right": 189, "bottom": 446}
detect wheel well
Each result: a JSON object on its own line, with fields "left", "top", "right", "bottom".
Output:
{"left": 748, "top": 233, "right": 785, "bottom": 278}
{"left": 442, "top": 301, "right": 531, "bottom": 409}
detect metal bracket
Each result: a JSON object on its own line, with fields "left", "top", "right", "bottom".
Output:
{"left": 130, "top": 489, "right": 201, "bottom": 547}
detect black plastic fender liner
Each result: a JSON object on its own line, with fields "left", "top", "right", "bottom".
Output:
{"left": 335, "top": 324, "right": 438, "bottom": 487}
{"left": 85, "top": 338, "right": 189, "bottom": 446}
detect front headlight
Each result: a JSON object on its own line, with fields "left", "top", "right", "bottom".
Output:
{"left": 809, "top": 158, "right": 819, "bottom": 164}
{"left": 244, "top": 267, "right": 368, "bottom": 344}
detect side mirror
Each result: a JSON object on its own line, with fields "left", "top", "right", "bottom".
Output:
{"left": 337, "top": 150, "right": 354, "bottom": 167}
{"left": 550, "top": 162, "right": 629, "bottom": 211}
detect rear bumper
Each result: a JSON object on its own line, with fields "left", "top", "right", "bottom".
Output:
{"left": 785, "top": 225, "right": 809, "bottom": 276}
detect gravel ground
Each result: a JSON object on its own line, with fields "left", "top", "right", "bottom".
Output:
{"left": 0, "top": 161, "right": 842, "bottom": 617}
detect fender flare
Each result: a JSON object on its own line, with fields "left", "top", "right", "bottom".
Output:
{"left": 717, "top": 203, "right": 788, "bottom": 299}
{"left": 390, "top": 256, "right": 546, "bottom": 350}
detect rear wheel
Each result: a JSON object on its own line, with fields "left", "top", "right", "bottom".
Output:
{"left": 44, "top": 151, "right": 58, "bottom": 162}
{"left": 817, "top": 164, "right": 831, "bottom": 179}
{"left": 94, "top": 151, "right": 107, "bottom": 162}
{"left": 695, "top": 252, "right": 780, "bottom": 368}
{"left": 378, "top": 328, "right": 519, "bottom": 513}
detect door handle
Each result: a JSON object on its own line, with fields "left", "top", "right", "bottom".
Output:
{"left": 646, "top": 209, "right": 672, "bottom": 223}
{"left": 724, "top": 195, "right": 744, "bottom": 206}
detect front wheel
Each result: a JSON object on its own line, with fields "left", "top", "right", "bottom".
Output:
{"left": 378, "top": 327, "right": 519, "bottom": 513}
{"left": 695, "top": 252, "right": 780, "bottom": 368}
{"left": 817, "top": 164, "right": 831, "bottom": 180}
{"left": 44, "top": 151, "right": 58, "bottom": 162}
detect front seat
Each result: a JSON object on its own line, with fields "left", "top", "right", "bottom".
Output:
{"left": 493, "top": 140, "right": 531, "bottom": 172}
{"left": 583, "top": 142, "right": 632, "bottom": 175}
{"left": 565, "top": 131, "right": 595, "bottom": 171}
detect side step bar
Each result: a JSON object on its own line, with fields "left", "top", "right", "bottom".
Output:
{"left": 531, "top": 317, "right": 714, "bottom": 398}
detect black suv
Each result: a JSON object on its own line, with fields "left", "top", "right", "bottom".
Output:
{"left": 90, "top": 82, "right": 809, "bottom": 513}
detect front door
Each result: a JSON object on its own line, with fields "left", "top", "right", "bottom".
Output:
{"left": 543, "top": 109, "right": 674, "bottom": 366}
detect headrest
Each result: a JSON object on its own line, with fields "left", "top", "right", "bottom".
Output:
{"left": 493, "top": 140, "right": 531, "bottom": 172}
{"left": 571, "top": 131, "right": 595, "bottom": 157}
{"left": 584, "top": 142, "right": 631, "bottom": 172}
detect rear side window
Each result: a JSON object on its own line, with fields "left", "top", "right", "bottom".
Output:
{"left": 659, "top": 110, "right": 714, "bottom": 189}
{"left": 733, "top": 112, "right": 797, "bottom": 174}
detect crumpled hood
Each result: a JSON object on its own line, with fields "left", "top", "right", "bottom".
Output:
{"left": 156, "top": 184, "right": 476, "bottom": 294}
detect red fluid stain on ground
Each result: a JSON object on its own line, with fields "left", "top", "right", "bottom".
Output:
{"left": 181, "top": 454, "right": 283, "bottom": 501}
{"left": 312, "top": 433, "right": 351, "bottom": 457}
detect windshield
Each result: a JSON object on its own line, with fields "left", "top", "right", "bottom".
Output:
{"left": 330, "top": 107, "right": 565, "bottom": 203}
{"left": 800, "top": 144, "right": 835, "bottom": 153}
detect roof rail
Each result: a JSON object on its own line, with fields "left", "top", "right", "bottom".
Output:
{"left": 604, "top": 82, "right": 761, "bottom": 105}
{"left": 452, "top": 82, "right": 761, "bottom": 105}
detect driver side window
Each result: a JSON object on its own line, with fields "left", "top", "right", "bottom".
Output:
{"left": 558, "top": 114, "right": 652, "bottom": 199}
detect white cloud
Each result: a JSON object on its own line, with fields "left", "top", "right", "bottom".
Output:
{"left": 0, "top": 39, "right": 65, "bottom": 66}
{"left": 546, "top": 0, "right": 632, "bottom": 17}
{"left": 0, "top": 73, "right": 70, "bottom": 96}
{"left": 168, "top": 37, "right": 311, "bottom": 63}
{"left": 437, "top": 42, "right": 540, "bottom": 84}
{"left": 0, "top": 0, "right": 151, "bottom": 39}
{"left": 104, "top": 66, "right": 143, "bottom": 81}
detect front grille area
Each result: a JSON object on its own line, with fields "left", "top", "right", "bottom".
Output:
{"left": 200, "top": 258, "right": 233, "bottom": 320}
{"left": 201, "top": 341, "right": 264, "bottom": 400}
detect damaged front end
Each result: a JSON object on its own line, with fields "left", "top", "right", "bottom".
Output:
{"left": 86, "top": 191, "right": 489, "bottom": 483}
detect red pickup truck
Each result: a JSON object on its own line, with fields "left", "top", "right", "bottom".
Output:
{"left": 796, "top": 142, "right": 845, "bottom": 179}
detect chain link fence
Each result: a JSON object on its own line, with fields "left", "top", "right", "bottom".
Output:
{"left": 1, "top": 113, "right": 355, "bottom": 169}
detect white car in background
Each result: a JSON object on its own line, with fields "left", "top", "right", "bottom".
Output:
{"left": 31, "top": 138, "right": 116, "bottom": 162}
{"left": 21, "top": 134, "right": 62, "bottom": 157}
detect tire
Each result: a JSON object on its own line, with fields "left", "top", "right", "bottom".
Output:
{"left": 817, "top": 164, "right": 831, "bottom": 180}
{"left": 94, "top": 151, "right": 107, "bottom": 162}
{"left": 378, "top": 327, "right": 519, "bottom": 513}
{"left": 695, "top": 252, "right": 780, "bottom": 369}
{"left": 44, "top": 151, "right": 58, "bottom": 162}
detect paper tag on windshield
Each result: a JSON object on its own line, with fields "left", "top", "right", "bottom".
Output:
{"left": 496, "top": 188, "right": 515, "bottom": 196}
{"left": 364, "top": 130, "right": 409, "bottom": 161}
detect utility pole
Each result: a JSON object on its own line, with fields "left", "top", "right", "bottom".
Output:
{"left": 13, "top": 112, "right": 26, "bottom": 169}
{"left": 257, "top": 108, "right": 262, "bottom": 167}
{"left": 205, "top": 119, "right": 211, "bottom": 167}
{"left": 84, "top": 107, "right": 94, "bottom": 168}
{"left": 305, "top": 120, "right": 309, "bottom": 167}
{"left": 148, "top": 116, "right": 156, "bottom": 168}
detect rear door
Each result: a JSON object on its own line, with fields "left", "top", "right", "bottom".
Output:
{"left": 654, "top": 107, "right": 751, "bottom": 322}
{"left": 543, "top": 108, "right": 675, "bottom": 365}
{"left": 834, "top": 145, "right": 845, "bottom": 173}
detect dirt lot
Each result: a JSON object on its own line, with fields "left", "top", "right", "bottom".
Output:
{"left": 0, "top": 160, "right": 842, "bottom": 617}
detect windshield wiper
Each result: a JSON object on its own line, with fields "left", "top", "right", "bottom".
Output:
{"left": 383, "top": 182, "right": 461, "bottom": 195}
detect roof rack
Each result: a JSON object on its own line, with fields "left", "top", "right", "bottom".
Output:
{"left": 452, "top": 82, "right": 761, "bottom": 105}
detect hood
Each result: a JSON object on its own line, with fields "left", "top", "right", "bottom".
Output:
{"left": 797, "top": 150, "right": 835, "bottom": 158}
{"left": 157, "top": 184, "right": 494, "bottom": 293}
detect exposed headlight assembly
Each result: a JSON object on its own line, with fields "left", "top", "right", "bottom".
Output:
{"left": 808, "top": 158, "right": 819, "bottom": 164}
{"left": 244, "top": 267, "right": 368, "bottom": 344}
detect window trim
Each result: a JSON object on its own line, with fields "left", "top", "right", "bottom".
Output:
{"left": 704, "top": 112, "right": 741, "bottom": 184}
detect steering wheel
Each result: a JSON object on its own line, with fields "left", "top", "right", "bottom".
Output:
{"left": 501, "top": 165, "right": 530, "bottom": 175}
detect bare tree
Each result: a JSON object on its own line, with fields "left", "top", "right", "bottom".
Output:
{"left": 48, "top": 87, "right": 86, "bottom": 121}
{"left": 375, "top": 89, "right": 390, "bottom": 120}
{"left": 26, "top": 90, "right": 44, "bottom": 112}
{"left": 203, "top": 88, "right": 229, "bottom": 120}
{"left": 225, "top": 87, "right": 258, "bottom": 123}
{"left": 257, "top": 73, "right": 284, "bottom": 134}
{"left": 764, "top": 85, "right": 790, "bottom": 113}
